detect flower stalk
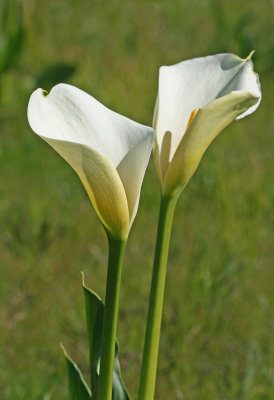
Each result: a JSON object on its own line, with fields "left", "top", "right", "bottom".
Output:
{"left": 138, "top": 193, "right": 179, "bottom": 400}
{"left": 97, "top": 233, "right": 126, "bottom": 400}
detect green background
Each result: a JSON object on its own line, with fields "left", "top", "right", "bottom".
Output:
{"left": 1, "top": 0, "right": 273, "bottom": 399}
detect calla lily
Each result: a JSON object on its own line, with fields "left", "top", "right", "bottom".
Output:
{"left": 153, "top": 52, "right": 261, "bottom": 196}
{"left": 28, "top": 84, "right": 155, "bottom": 240}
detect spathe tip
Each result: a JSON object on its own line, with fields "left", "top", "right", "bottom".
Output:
{"left": 245, "top": 50, "right": 255, "bottom": 61}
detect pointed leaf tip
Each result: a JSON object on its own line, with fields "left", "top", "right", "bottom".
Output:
{"left": 81, "top": 271, "right": 85, "bottom": 287}
{"left": 61, "top": 344, "right": 91, "bottom": 400}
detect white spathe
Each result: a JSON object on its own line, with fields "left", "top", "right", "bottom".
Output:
{"left": 28, "top": 84, "right": 155, "bottom": 239}
{"left": 153, "top": 52, "right": 261, "bottom": 195}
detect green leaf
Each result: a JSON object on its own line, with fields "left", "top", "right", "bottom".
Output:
{"left": 82, "top": 273, "right": 131, "bottom": 400}
{"left": 112, "top": 346, "right": 130, "bottom": 400}
{"left": 61, "top": 344, "right": 92, "bottom": 400}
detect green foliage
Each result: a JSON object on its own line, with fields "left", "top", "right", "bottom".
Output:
{"left": 83, "top": 275, "right": 130, "bottom": 400}
{"left": 61, "top": 345, "right": 91, "bottom": 400}
{"left": 60, "top": 275, "right": 130, "bottom": 399}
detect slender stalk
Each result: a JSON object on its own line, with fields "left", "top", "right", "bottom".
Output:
{"left": 97, "top": 234, "right": 126, "bottom": 400}
{"left": 138, "top": 193, "right": 179, "bottom": 400}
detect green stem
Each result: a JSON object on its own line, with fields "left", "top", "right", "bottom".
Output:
{"left": 97, "top": 234, "right": 126, "bottom": 400}
{"left": 138, "top": 194, "right": 179, "bottom": 400}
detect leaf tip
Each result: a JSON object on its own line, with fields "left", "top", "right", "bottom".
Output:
{"left": 60, "top": 342, "right": 67, "bottom": 356}
{"left": 81, "top": 271, "right": 85, "bottom": 287}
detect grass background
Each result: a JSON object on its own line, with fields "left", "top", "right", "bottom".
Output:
{"left": 0, "top": 0, "right": 273, "bottom": 399}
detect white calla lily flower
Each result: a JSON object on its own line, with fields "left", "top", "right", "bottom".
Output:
{"left": 28, "top": 84, "right": 155, "bottom": 239}
{"left": 153, "top": 52, "right": 261, "bottom": 196}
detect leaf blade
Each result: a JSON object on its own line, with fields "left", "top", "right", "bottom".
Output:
{"left": 82, "top": 274, "right": 131, "bottom": 400}
{"left": 61, "top": 344, "right": 92, "bottom": 400}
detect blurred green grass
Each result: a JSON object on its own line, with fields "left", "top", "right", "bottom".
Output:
{"left": 0, "top": 0, "right": 273, "bottom": 399}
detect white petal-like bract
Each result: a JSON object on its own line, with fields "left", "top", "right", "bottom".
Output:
{"left": 28, "top": 84, "right": 155, "bottom": 239}
{"left": 153, "top": 52, "right": 261, "bottom": 194}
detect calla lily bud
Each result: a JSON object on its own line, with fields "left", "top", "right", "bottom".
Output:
{"left": 28, "top": 84, "right": 155, "bottom": 240}
{"left": 153, "top": 52, "right": 261, "bottom": 197}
